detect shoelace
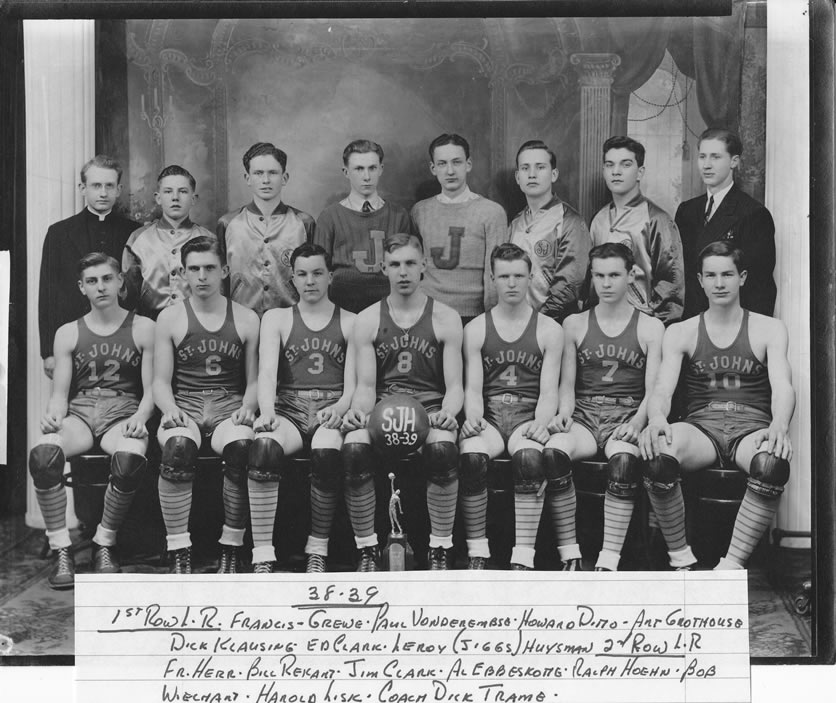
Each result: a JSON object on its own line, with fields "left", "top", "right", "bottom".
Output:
{"left": 306, "top": 554, "right": 326, "bottom": 573}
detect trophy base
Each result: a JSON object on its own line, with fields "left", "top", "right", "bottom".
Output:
{"left": 383, "top": 532, "right": 414, "bottom": 571}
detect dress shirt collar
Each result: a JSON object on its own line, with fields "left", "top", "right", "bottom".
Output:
{"left": 341, "top": 193, "right": 385, "bottom": 212}
{"left": 437, "top": 186, "right": 478, "bottom": 204}
{"left": 706, "top": 180, "right": 735, "bottom": 215}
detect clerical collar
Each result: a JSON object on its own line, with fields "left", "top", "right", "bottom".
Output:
{"left": 86, "top": 206, "right": 112, "bottom": 221}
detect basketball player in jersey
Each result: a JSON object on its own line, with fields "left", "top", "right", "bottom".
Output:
{"left": 153, "top": 236, "right": 260, "bottom": 574}
{"left": 247, "top": 242, "right": 356, "bottom": 574}
{"left": 342, "top": 233, "right": 464, "bottom": 571}
{"left": 546, "top": 243, "right": 663, "bottom": 571}
{"left": 639, "top": 241, "right": 794, "bottom": 570}
{"left": 29, "top": 252, "right": 154, "bottom": 588}
{"left": 459, "top": 243, "right": 563, "bottom": 570}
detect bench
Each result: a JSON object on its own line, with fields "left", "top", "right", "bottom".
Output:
{"left": 62, "top": 451, "right": 750, "bottom": 571}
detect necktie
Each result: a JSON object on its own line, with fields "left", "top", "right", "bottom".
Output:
{"left": 704, "top": 195, "right": 714, "bottom": 224}
{"left": 362, "top": 201, "right": 373, "bottom": 213}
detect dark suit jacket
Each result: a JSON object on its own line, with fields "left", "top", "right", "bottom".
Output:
{"left": 39, "top": 208, "right": 140, "bottom": 358}
{"left": 675, "top": 184, "right": 776, "bottom": 319}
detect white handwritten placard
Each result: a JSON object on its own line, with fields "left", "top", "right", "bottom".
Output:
{"left": 75, "top": 572, "right": 750, "bottom": 703}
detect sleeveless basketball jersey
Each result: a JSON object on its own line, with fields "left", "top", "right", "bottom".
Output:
{"left": 576, "top": 307, "right": 646, "bottom": 398}
{"left": 72, "top": 311, "right": 142, "bottom": 395}
{"left": 684, "top": 310, "right": 772, "bottom": 415}
{"left": 482, "top": 308, "right": 542, "bottom": 399}
{"left": 174, "top": 298, "right": 245, "bottom": 393}
{"left": 277, "top": 305, "right": 347, "bottom": 392}
{"left": 375, "top": 297, "right": 444, "bottom": 397}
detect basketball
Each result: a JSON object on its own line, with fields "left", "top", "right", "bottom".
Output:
{"left": 367, "top": 394, "right": 430, "bottom": 458}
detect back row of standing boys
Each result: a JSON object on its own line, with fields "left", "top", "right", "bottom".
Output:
{"left": 33, "top": 130, "right": 792, "bottom": 588}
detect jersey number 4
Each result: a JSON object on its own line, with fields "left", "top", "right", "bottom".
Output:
{"left": 87, "top": 359, "right": 120, "bottom": 383}
{"left": 498, "top": 365, "right": 518, "bottom": 387}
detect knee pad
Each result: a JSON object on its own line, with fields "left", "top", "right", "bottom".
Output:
{"left": 512, "top": 448, "right": 545, "bottom": 494}
{"left": 458, "top": 453, "right": 488, "bottom": 496}
{"left": 424, "top": 441, "right": 458, "bottom": 486}
{"left": 110, "top": 451, "right": 147, "bottom": 493}
{"left": 310, "top": 448, "right": 342, "bottom": 492}
{"left": 748, "top": 452, "right": 790, "bottom": 498}
{"left": 606, "top": 453, "right": 638, "bottom": 500}
{"left": 642, "top": 453, "right": 680, "bottom": 494}
{"left": 222, "top": 439, "right": 252, "bottom": 485}
{"left": 542, "top": 448, "right": 573, "bottom": 493}
{"left": 29, "top": 444, "right": 66, "bottom": 490}
{"left": 160, "top": 436, "right": 199, "bottom": 483}
{"left": 343, "top": 443, "right": 375, "bottom": 488}
{"left": 247, "top": 436, "right": 283, "bottom": 483}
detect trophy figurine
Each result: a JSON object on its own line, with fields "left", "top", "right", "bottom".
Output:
{"left": 383, "top": 472, "right": 414, "bottom": 571}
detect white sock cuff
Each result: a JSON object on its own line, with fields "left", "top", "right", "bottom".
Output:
{"left": 305, "top": 536, "right": 329, "bottom": 557}
{"left": 251, "top": 545, "right": 276, "bottom": 564}
{"left": 219, "top": 525, "right": 246, "bottom": 547}
{"left": 669, "top": 545, "right": 697, "bottom": 568}
{"left": 45, "top": 528, "right": 72, "bottom": 551}
{"left": 595, "top": 549, "right": 621, "bottom": 572}
{"left": 715, "top": 555, "right": 744, "bottom": 570}
{"left": 558, "top": 543, "right": 582, "bottom": 561}
{"left": 429, "top": 534, "right": 454, "bottom": 550}
{"left": 93, "top": 525, "right": 117, "bottom": 547}
{"left": 355, "top": 533, "right": 378, "bottom": 549}
{"left": 166, "top": 532, "right": 192, "bottom": 552}
{"left": 510, "top": 546, "right": 536, "bottom": 569}
{"left": 466, "top": 538, "right": 491, "bottom": 559}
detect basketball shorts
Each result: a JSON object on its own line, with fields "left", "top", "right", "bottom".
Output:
{"left": 275, "top": 390, "right": 340, "bottom": 446}
{"left": 176, "top": 389, "right": 243, "bottom": 438}
{"left": 572, "top": 396, "right": 638, "bottom": 451}
{"left": 67, "top": 391, "right": 140, "bottom": 439}
{"left": 484, "top": 394, "right": 537, "bottom": 443}
{"left": 377, "top": 387, "right": 443, "bottom": 416}
{"left": 682, "top": 402, "right": 771, "bottom": 467}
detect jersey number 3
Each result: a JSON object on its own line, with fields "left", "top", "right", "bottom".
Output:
{"left": 307, "top": 353, "right": 324, "bottom": 375}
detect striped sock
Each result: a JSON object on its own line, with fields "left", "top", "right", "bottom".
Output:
{"left": 726, "top": 487, "right": 781, "bottom": 566}
{"left": 514, "top": 492, "right": 545, "bottom": 549}
{"left": 309, "top": 449, "right": 341, "bottom": 541}
{"left": 547, "top": 483, "right": 577, "bottom": 546}
{"left": 158, "top": 475, "right": 193, "bottom": 537}
{"left": 427, "top": 479, "right": 458, "bottom": 540}
{"left": 343, "top": 444, "right": 377, "bottom": 539}
{"left": 100, "top": 483, "right": 135, "bottom": 532}
{"left": 35, "top": 484, "right": 67, "bottom": 534}
{"left": 247, "top": 478, "right": 278, "bottom": 549}
{"left": 602, "top": 492, "right": 635, "bottom": 556}
{"left": 222, "top": 476, "right": 248, "bottom": 530}
{"left": 645, "top": 483, "right": 688, "bottom": 552}
{"left": 459, "top": 453, "right": 488, "bottom": 541}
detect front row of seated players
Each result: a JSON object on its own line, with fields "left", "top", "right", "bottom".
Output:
{"left": 32, "top": 238, "right": 793, "bottom": 581}
{"left": 29, "top": 253, "right": 155, "bottom": 588}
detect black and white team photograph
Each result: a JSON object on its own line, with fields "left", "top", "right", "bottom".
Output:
{"left": 0, "top": 1, "right": 833, "bottom": 698}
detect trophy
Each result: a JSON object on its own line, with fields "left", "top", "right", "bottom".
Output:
{"left": 383, "top": 472, "right": 414, "bottom": 571}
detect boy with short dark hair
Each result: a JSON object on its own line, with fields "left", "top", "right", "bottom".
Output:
{"left": 153, "top": 236, "right": 260, "bottom": 574}
{"left": 30, "top": 252, "right": 155, "bottom": 588}
{"left": 411, "top": 133, "right": 507, "bottom": 323}
{"left": 589, "top": 136, "right": 684, "bottom": 325}
{"left": 123, "top": 165, "right": 215, "bottom": 319}
{"left": 217, "top": 142, "right": 315, "bottom": 317}
{"left": 314, "top": 139, "right": 416, "bottom": 313}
